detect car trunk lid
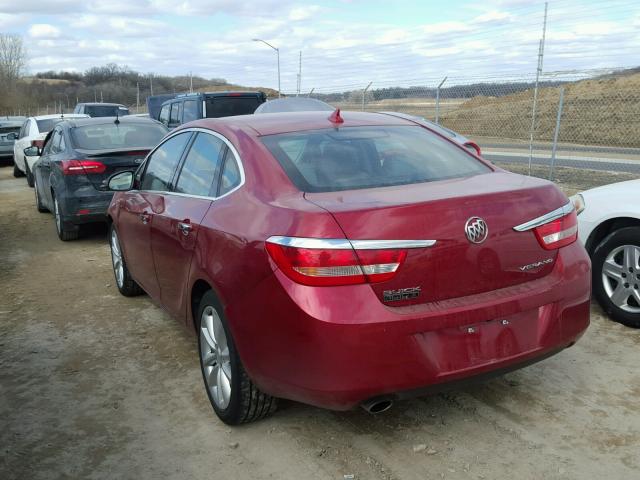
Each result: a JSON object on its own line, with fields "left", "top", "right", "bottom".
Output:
{"left": 304, "top": 172, "right": 569, "bottom": 305}
{"left": 71, "top": 148, "right": 149, "bottom": 189}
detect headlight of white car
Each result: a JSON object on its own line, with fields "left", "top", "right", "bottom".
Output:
{"left": 570, "top": 194, "right": 585, "bottom": 215}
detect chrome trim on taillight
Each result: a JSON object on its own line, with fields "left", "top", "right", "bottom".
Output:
{"left": 512, "top": 201, "right": 574, "bottom": 232}
{"left": 266, "top": 236, "right": 436, "bottom": 249}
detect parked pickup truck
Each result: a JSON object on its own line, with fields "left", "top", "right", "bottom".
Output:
{"left": 147, "top": 91, "right": 267, "bottom": 129}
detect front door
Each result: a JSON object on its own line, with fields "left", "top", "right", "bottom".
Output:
{"left": 150, "top": 131, "right": 226, "bottom": 320}
{"left": 118, "top": 131, "right": 193, "bottom": 300}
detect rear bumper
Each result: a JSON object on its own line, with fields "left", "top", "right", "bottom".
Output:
{"left": 230, "top": 241, "right": 591, "bottom": 410}
{"left": 58, "top": 188, "right": 114, "bottom": 226}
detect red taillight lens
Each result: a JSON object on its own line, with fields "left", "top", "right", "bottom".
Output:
{"left": 533, "top": 210, "right": 578, "bottom": 250}
{"left": 61, "top": 160, "right": 106, "bottom": 175}
{"left": 265, "top": 241, "right": 407, "bottom": 286}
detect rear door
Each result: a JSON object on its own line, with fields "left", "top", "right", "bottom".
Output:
{"left": 150, "top": 131, "right": 226, "bottom": 319}
{"left": 117, "top": 131, "right": 193, "bottom": 299}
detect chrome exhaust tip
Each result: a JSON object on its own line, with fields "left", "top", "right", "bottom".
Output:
{"left": 361, "top": 398, "right": 394, "bottom": 414}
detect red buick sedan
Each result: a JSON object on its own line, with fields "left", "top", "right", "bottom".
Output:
{"left": 106, "top": 110, "right": 590, "bottom": 424}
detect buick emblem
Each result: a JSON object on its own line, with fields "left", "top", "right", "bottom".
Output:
{"left": 465, "top": 217, "right": 488, "bottom": 244}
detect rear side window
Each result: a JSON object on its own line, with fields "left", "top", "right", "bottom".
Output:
{"left": 36, "top": 119, "right": 62, "bottom": 134}
{"left": 170, "top": 102, "right": 182, "bottom": 124}
{"left": 84, "top": 105, "right": 128, "bottom": 117}
{"left": 261, "top": 126, "right": 491, "bottom": 192}
{"left": 219, "top": 150, "right": 241, "bottom": 196}
{"left": 140, "top": 132, "right": 191, "bottom": 191}
{"left": 204, "top": 96, "right": 262, "bottom": 118}
{"left": 175, "top": 133, "right": 225, "bottom": 197}
{"left": 182, "top": 100, "right": 198, "bottom": 123}
{"left": 159, "top": 105, "right": 170, "bottom": 124}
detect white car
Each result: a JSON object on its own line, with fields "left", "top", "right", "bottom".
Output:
{"left": 571, "top": 179, "right": 640, "bottom": 328}
{"left": 13, "top": 114, "right": 88, "bottom": 187}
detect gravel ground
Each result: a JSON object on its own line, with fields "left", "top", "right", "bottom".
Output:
{"left": 1, "top": 165, "right": 639, "bottom": 480}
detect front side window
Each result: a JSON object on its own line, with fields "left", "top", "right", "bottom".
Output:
{"left": 175, "top": 133, "right": 225, "bottom": 197}
{"left": 140, "top": 132, "right": 191, "bottom": 191}
{"left": 159, "top": 105, "right": 170, "bottom": 124}
{"left": 261, "top": 126, "right": 491, "bottom": 193}
{"left": 169, "top": 102, "right": 182, "bottom": 125}
{"left": 182, "top": 100, "right": 198, "bottom": 123}
{"left": 218, "top": 150, "right": 241, "bottom": 196}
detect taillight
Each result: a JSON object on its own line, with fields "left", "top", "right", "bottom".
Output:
{"left": 61, "top": 160, "right": 106, "bottom": 175}
{"left": 533, "top": 210, "right": 578, "bottom": 250}
{"left": 514, "top": 201, "right": 578, "bottom": 250}
{"left": 265, "top": 238, "right": 408, "bottom": 286}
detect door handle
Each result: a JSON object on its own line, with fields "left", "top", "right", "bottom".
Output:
{"left": 177, "top": 221, "right": 193, "bottom": 236}
{"left": 139, "top": 213, "right": 150, "bottom": 224}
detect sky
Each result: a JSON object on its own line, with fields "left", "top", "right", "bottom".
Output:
{"left": 0, "top": 0, "right": 638, "bottom": 92}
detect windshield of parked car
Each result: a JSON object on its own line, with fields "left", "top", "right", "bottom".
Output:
{"left": 85, "top": 105, "right": 130, "bottom": 117}
{"left": 205, "top": 96, "right": 262, "bottom": 118}
{"left": 261, "top": 126, "right": 491, "bottom": 192}
{"left": 36, "top": 119, "right": 64, "bottom": 133}
{"left": 70, "top": 122, "right": 167, "bottom": 150}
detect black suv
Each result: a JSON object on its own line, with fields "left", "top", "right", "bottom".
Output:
{"left": 149, "top": 91, "right": 267, "bottom": 129}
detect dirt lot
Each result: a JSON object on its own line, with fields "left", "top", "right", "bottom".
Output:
{"left": 1, "top": 165, "right": 639, "bottom": 480}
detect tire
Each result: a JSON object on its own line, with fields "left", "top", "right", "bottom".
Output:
{"left": 109, "top": 223, "right": 143, "bottom": 296}
{"left": 592, "top": 226, "right": 640, "bottom": 328}
{"left": 53, "top": 193, "right": 79, "bottom": 241}
{"left": 197, "top": 290, "right": 276, "bottom": 425}
{"left": 13, "top": 161, "right": 24, "bottom": 178}
{"left": 34, "top": 178, "right": 48, "bottom": 213}
{"left": 25, "top": 162, "right": 34, "bottom": 187}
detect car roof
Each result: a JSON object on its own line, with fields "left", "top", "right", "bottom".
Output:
{"left": 32, "top": 114, "right": 89, "bottom": 121}
{"left": 61, "top": 116, "right": 164, "bottom": 129}
{"left": 184, "top": 110, "right": 416, "bottom": 136}
{"left": 77, "top": 102, "right": 127, "bottom": 107}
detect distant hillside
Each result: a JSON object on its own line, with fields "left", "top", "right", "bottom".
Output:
{"left": 440, "top": 71, "right": 640, "bottom": 147}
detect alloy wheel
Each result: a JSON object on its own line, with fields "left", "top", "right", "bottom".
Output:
{"left": 602, "top": 244, "right": 640, "bottom": 313}
{"left": 200, "top": 306, "right": 232, "bottom": 410}
{"left": 110, "top": 229, "right": 124, "bottom": 288}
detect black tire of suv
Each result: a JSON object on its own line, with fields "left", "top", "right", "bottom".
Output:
{"left": 109, "top": 223, "right": 144, "bottom": 297}
{"left": 197, "top": 290, "right": 277, "bottom": 425}
{"left": 53, "top": 193, "right": 79, "bottom": 241}
{"left": 13, "top": 162, "right": 24, "bottom": 178}
{"left": 592, "top": 226, "right": 640, "bottom": 328}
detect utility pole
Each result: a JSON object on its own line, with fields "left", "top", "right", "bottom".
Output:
{"left": 528, "top": 1, "right": 548, "bottom": 175}
{"left": 94, "top": 89, "right": 97, "bottom": 102}
{"left": 297, "top": 51, "right": 302, "bottom": 96}
{"left": 100, "top": 90, "right": 103, "bottom": 102}
{"left": 136, "top": 82, "right": 140, "bottom": 112}
{"left": 189, "top": 71, "right": 193, "bottom": 93}
{"left": 150, "top": 74, "right": 154, "bottom": 96}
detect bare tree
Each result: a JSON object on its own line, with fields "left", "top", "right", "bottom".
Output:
{"left": 0, "top": 34, "right": 27, "bottom": 88}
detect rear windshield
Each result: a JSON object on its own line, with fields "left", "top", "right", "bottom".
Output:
{"left": 205, "top": 96, "right": 262, "bottom": 118}
{"left": 85, "top": 105, "right": 130, "bottom": 117}
{"left": 261, "top": 126, "right": 491, "bottom": 192}
{"left": 70, "top": 123, "right": 167, "bottom": 150}
{"left": 0, "top": 126, "right": 20, "bottom": 135}
{"left": 36, "top": 119, "right": 63, "bottom": 133}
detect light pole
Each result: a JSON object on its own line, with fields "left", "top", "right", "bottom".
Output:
{"left": 252, "top": 38, "right": 280, "bottom": 97}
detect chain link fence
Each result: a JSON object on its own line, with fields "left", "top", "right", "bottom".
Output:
{"left": 307, "top": 69, "right": 640, "bottom": 192}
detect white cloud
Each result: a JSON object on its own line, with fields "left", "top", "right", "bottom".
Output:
{"left": 289, "top": 5, "right": 322, "bottom": 21}
{"left": 28, "top": 24, "right": 61, "bottom": 39}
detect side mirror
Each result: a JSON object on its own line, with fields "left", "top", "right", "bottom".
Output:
{"left": 105, "top": 170, "right": 135, "bottom": 192}
{"left": 23, "top": 146, "right": 40, "bottom": 157}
